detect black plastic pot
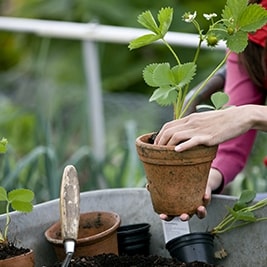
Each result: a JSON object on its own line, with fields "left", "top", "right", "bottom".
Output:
{"left": 117, "top": 223, "right": 151, "bottom": 256}
{"left": 165, "top": 232, "right": 214, "bottom": 264}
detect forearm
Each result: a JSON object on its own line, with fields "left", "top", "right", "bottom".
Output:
{"left": 250, "top": 105, "right": 267, "bottom": 131}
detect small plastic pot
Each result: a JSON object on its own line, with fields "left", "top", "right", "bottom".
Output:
{"left": 117, "top": 223, "right": 151, "bottom": 256}
{"left": 165, "top": 232, "right": 214, "bottom": 264}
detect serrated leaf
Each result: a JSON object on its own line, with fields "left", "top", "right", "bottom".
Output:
{"left": 226, "top": 31, "right": 248, "bottom": 53}
{"left": 171, "top": 62, "right": 196, "bottom": 88}
{"left": 8, "top": 188, "right": 34, "bottom": 203}
{"left": 149, "top": 87, "right": 177, "bottom": 106}
{"left": 239, "top": 4, "right": 267, "bottom": 32}
{"left": 128, "top": 34, "right": 160, "bottom": 50}
{"left": 0, "top": 187, "right": 7, "bottom": 201}
{"left": 152, "top": 63, "right": 174, "bottom": 86}
{"left": 222, "top": 0, "right": 247, "bottom": 24}
{"left": 11, "top": 200, "right": 33, "bottom": 213}
{"left": 211, "top": 92, "right": 229, "bottom": 109}
{"left": 143, "top": 63, "right": 161, "bottom": 87}
{"left": 137, "top": 10, "right": 159, "bottom": 34}
{"left": 158, "top": 7, "right": 173, "bottom": 36}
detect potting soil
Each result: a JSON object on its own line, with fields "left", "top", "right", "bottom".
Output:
{"left": 50, "top": 253, "right": 216, "bottom": 267}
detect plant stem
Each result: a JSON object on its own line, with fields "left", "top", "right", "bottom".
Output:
{"left": 211, "top": 198, "right": 267, "bottom": 235}
{"left": 4, "top": 201, "right": 10, "bottom": 241}
{"left": 162, "top": 39, "right": 181, "bottom": 65}
{"left": 181, "top": 49, "right": 231, "bottom": 118}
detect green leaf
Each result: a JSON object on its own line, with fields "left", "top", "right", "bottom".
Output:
{"left": 158, "top": 7, "right": 173, "bottom": 36}
{"left": 239, "top": 4, "right": 267, "bottom": 32}
{"left": 211, "top": 92, "right": 229, "bottom": 110}
{"left": 143, "top": 63, "right": 161, "bottom": 87}
{"left": 137, "top": 10, "right": 159, "bottom": 34}
{"left": 8, "top": 188, "right": 34, "bottom": 203}
{"left": 171, "top": 62, "right": 196, "bottom": 88}
{"left": 128, "top": 34, "right": 160, "bottom": 50}
{"left": 0, "top": 187, "right": 7, "bottom": 202}
{"left": 239, "top": 189, "right": 256, "bottom": 204}
{"left": 229, "top": 209, "right": 257, "bottom": 222}
{"left": 222, "top": 0, "right": 247, "bottom": 25}
{"left": 226, "top": 31, "right": 248, "bottom": 53}
{"left": 11, "top": 200, "right": 33, "bottom": 213}
{"left": 222, "top": 0, "right": 267, "bottom": 53}
{"left": 232, "top": 202, "right": 248, "bottom": 211}
{"left": 233, "top": 190, "right": 256, "bottom": 211}
{"left": 149, "top": 87, "right": 177, "bottom": 106}
{"left": 152, "top": 63, "right": 174, "bottom": 86}
{"left": 143, "top": 63, "right": 175, "bottom": 87}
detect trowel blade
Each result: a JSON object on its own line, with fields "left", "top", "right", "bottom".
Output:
{"left": 162, "top": 217, "right": 190, "bottom": 243}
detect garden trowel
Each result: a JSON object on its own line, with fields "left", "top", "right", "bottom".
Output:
{"left": 162, "top": 217, "right": 190, "bottom": 243}
{"left": 60, "top": 165, "right": 80, "bottom": 267}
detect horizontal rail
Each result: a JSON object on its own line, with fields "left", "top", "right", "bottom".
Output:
{"left": 0, "top": 16, "right": 226, "bottom": 49}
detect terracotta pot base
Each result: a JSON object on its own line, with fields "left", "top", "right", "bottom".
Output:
{"left": 136, "top": 133, "right": 218, "bottom": 216}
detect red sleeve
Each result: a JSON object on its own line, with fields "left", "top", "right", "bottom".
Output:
{"left": 211, "top": 52, "right": 266, "bottom": 189}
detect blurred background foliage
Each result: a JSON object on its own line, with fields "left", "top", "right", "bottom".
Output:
{"left": 0, "top": 0, "right": 265, "bottom": 204}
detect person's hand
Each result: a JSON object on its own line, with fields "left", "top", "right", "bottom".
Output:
{"left": 154, "top": 106, "right": 253, "bottom": 151}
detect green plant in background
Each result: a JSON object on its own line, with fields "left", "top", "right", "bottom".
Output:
{"left": 0, "top": 138, "right": 7, "bottom": 154}
{"left": 0, "top": 187, "right": 34, "bottom": 245}
{"left": 0, "top": 137, "right": 35, "bottom": 246}
{"left": 129, "top": 0, "right": 267, "bottom": 119}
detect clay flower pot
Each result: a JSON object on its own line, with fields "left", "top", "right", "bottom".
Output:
{"left": 0, "top": 249, "right": 34, "bottom": 267}
{"left": 136, "top": 133, "right": 217, "bottom": 216}
{"left": 44, "top": 211, "right": 121, "bottom": 261}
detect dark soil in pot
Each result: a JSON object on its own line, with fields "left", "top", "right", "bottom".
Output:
{"left": 49, "top": 253, "right": 217, "bottom": 267}
{"left": 0, "top": 242, "right": 30, "bottom": 259}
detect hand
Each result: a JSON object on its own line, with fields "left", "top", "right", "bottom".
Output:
{"left": 154, "top": 106, "right": 253, "bottom": 151}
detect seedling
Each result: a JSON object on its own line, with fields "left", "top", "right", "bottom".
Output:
{"left": 211, "top": 190, "right": 267, "bottom": 235}
{"left": 0, "top": 138, "right": 34, "bottom": 246}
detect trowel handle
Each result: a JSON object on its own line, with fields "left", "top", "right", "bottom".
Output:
{"left": 60, "top": 165, "right": 80, "bottom": 242}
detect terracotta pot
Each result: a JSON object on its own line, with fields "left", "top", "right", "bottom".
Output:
{"left": 136, "top": 133, "right": 218, "bottom": 216}
{"left": 44, "top": 211, "right": 121, "bottom": 261}
{"left": 0, "top": 249, "right": 34, "bottom": 267}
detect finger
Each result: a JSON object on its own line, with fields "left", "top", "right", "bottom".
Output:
{"left": 159, "top": 214, "right": 174, "bottom": 221}
{"left": 196, "top": 206, "right": 207, "bottom": 219}
{"left": 179, "top": 213, "right": 190, "bottom": 221}
{"left": 203, "top": 192, "right": 211, "bottom": 206}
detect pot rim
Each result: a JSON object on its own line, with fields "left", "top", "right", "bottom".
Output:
{"left": 44, "top": 211, "right": 121, "bottom": 245}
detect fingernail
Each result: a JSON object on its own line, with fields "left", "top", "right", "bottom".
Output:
{"left": 175, "top": 145, "right": 181, "bottom": 152}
